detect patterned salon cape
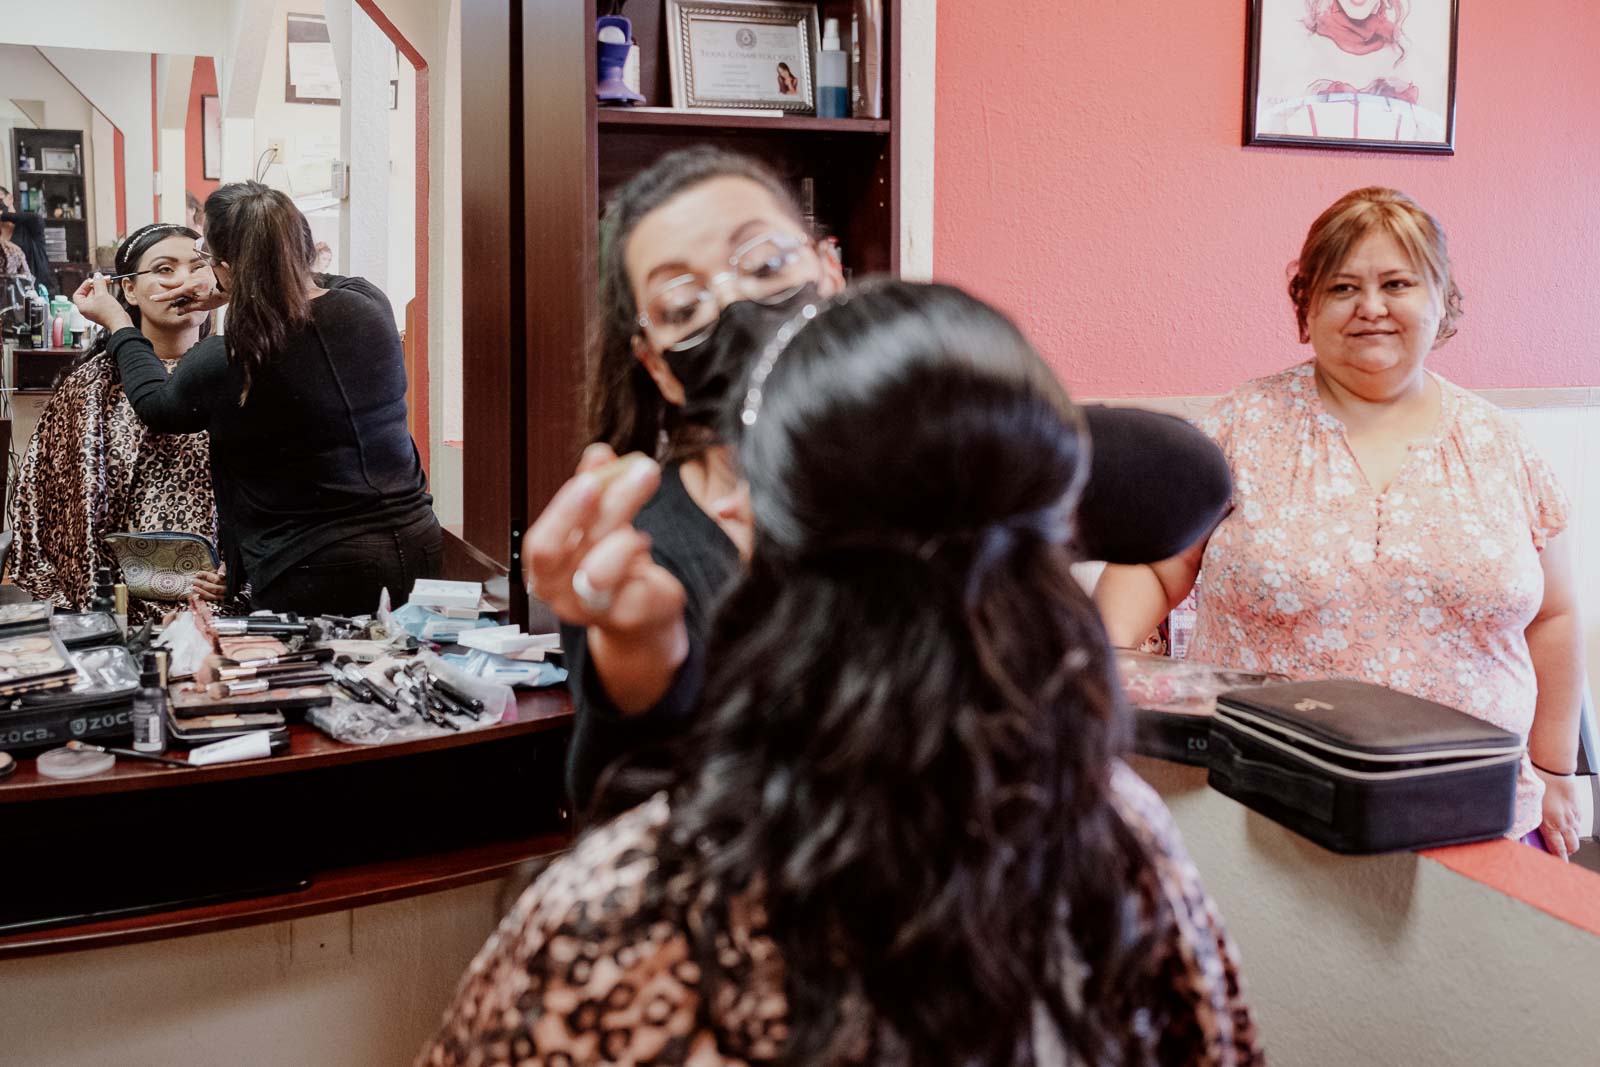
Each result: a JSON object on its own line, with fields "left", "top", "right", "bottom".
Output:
{"left": 7, "top": 352, "right": 221, "bottom": 624}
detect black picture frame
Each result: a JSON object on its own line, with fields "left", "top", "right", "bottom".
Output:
{"left": 1244, "top": 0, "right": 1458, "bottom": 155}
{"left": 286, "top": 12, "right": 340, "bottom": 106}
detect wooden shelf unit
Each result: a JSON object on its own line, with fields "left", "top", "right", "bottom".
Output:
{"left": 460, "top": 0, "right": 901, "bottom": 623}
{"left": 9, "top": 128, "right": 91, "bottom": 266}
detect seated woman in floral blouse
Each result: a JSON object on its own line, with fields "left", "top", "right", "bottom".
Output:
{"left": 420, "top": 280, "right": 1259, "bottom": 1066}
{"left": 8, "top": 224, "right": 228, "bottom": 623}
{"left": 1098, "top": 187, "right": 1586, "bottom": 860}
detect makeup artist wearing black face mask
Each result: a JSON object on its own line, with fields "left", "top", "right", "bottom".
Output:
{"left": 526, "top": 146, "right": 1234, "bottom": 823}
{"left": 72, "top": 181, "right": 440, "bottom": 616}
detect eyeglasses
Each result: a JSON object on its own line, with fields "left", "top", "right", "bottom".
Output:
{"left": 636, "top": 231, "right": 819, "bottom": 352}
{"left": 194, "top": 236, "right": 215, "bottom": 264}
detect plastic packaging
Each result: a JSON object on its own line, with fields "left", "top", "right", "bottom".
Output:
{"left": 155, "top": 611, "right": 217, "bottom": 678}
{"left": 387, "top": 601, "right": 498, "bottom": 643}
{"left": 307, "top": 651, "right": 515, "bottom": 744}
{"left": 439, "top": 648, "right": 566, "bottom": 691}
{"left": 816, "top": 17, "right": 849, "bottom": 118}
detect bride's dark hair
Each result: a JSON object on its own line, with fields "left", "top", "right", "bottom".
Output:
{"left": 656, "top": 279, "right": 1167, "bottom": 1065}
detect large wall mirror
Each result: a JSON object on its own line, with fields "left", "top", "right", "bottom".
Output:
{"left": 0, "top": 0, "right": 463, "bottom": 597}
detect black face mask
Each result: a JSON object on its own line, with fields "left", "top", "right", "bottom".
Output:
{"left": 660, "top": 283, "right": 820, "bottom": 432}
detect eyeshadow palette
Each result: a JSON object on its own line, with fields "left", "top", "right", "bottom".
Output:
{"left": 0, "top": 601, "right": 54, "bottom": 634}
{"left": 0, "top": 631, "right": 77, "bottom": 696}
{"left": 170, "top": 680, "right": 332, "bottom": 719}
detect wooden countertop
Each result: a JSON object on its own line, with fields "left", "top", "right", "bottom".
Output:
{"left": 0, "top": 686, "right": 572, "bottom": 804}
{"left": 0, "top": 687, "right": 576, "bottom": 959}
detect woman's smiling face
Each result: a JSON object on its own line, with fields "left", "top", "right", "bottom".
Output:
{"left": 1306, "top": 228, "right": 1441, "bottom": 400}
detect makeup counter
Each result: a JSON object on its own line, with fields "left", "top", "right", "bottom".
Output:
{"left": 3, "top": 607, "right": 1600, "bottom": 1063}
{"left": 0, "top": 583, "right": 577, "bottom": 963}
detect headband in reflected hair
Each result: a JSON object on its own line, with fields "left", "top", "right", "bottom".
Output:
{"left": 116, "top": 223, "right": 201, "bottom": 277}
{"left": 738, "top": 296, "right": 837, "bottom": 429}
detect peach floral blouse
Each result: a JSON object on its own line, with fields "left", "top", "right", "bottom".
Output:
{"left": 1191, "top": 362, "right": 1569, "bottom": 838}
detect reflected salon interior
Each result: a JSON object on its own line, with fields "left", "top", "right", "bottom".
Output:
{"left": 1, "top": 2, "right": 1599, "bottom": 1065}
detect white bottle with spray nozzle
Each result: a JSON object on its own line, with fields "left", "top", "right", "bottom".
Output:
{"left": 816, "top": 18, "right": 849, "bottom": 118}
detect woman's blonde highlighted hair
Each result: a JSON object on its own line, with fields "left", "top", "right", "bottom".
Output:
{"left": 1288, "top": 186, "right": 1462, "bottom": 347}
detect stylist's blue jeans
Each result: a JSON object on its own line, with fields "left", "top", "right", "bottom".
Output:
{"left": 255, "top": 510, "right": 442, "bottom": 616}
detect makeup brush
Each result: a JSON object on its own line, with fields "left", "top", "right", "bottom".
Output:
{"left": 215, "top": 657, "right": 334, "bottom": 681}
{"left": 65, "top": 739, "right": 191, "bottom": 768}
{"left": 205, "top": 671, "right": 331, "bottom": 698}
{"left": 229, "top": 647, "right": 335, "bottom": 670}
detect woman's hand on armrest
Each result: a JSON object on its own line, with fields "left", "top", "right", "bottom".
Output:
{"left": 523, "top": 446, "right": 689, "bottom": 714}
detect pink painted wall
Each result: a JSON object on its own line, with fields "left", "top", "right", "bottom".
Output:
{"left": 933, "top": 2, "right": 1600, "bottom": 397}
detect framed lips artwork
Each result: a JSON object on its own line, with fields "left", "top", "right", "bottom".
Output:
{"left": 1246, "top": 0, "right": 1459, "bottom": 154}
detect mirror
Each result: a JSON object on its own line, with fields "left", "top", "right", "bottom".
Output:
{"left": 0, "top": 0, "right": 446, "bottom": 606}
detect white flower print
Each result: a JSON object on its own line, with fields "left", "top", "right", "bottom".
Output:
{"left": 1187, "top": 366, "right": 1568, "bottom": 841}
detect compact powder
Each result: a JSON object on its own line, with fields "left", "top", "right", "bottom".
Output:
{"left": 0, "top": 751, "right": 14, "bottom": 782}
{"left": 36, "top": 746, "right": 115, "bottom": 780}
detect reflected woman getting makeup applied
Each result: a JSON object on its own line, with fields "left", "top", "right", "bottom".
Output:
{"left": 72, "top": 183, "right": 440, "bottom": 617}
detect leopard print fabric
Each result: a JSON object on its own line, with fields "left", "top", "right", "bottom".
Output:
{"left": 1, "top": 238, "right": 26, "bottom": 280}
{"left": 419, "top": 763, "right": 1262, "bottom": 1066}
{"left": 7, "top": 352, "right": 225, "bottom": 625}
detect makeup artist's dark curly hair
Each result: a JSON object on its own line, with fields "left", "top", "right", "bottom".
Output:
{"left": 587, "top": 146, "right": 804, "bottom": 458}
{"left": 653, "top": 280, "right": 1168, "bottom": 1066}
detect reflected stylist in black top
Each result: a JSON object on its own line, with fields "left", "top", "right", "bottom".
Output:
{"left": 526, "top": 148, "right": 1233, "bottom": 823}
{"left": 73, "top": 181, "right": 439, "bottom": 615}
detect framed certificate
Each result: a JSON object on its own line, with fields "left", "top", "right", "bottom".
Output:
{"left": 666, "top": 1, "right": 820, "bottom": 113}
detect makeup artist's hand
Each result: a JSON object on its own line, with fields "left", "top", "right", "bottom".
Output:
{"left": 525, "top": 446, "right": 689, "bottom": 714}
{"left": 72, "top": 274, "right": 133, "bottom": 333}
{"left": 523, "top": 445, "right": 686, "bottom": 638}
{"left": 148, "top": 271, "right": 228, "bottom": 313}
{"left": 192, "top": 564, "right": 227, "bottom": 603}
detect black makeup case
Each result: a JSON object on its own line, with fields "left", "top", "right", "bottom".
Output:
{"left": 1207, "top": 680, "right": 1522, "bottom": 854}
{"left": 0, "top": 645, "right": 141, "bottom": 755}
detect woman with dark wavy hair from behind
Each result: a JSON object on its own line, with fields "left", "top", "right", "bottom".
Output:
{"left": 72, "top": 181, "right": 440, "bottom": 615}
{"left": 421, "top": 280, "right": 1260, "bottom": 1067}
